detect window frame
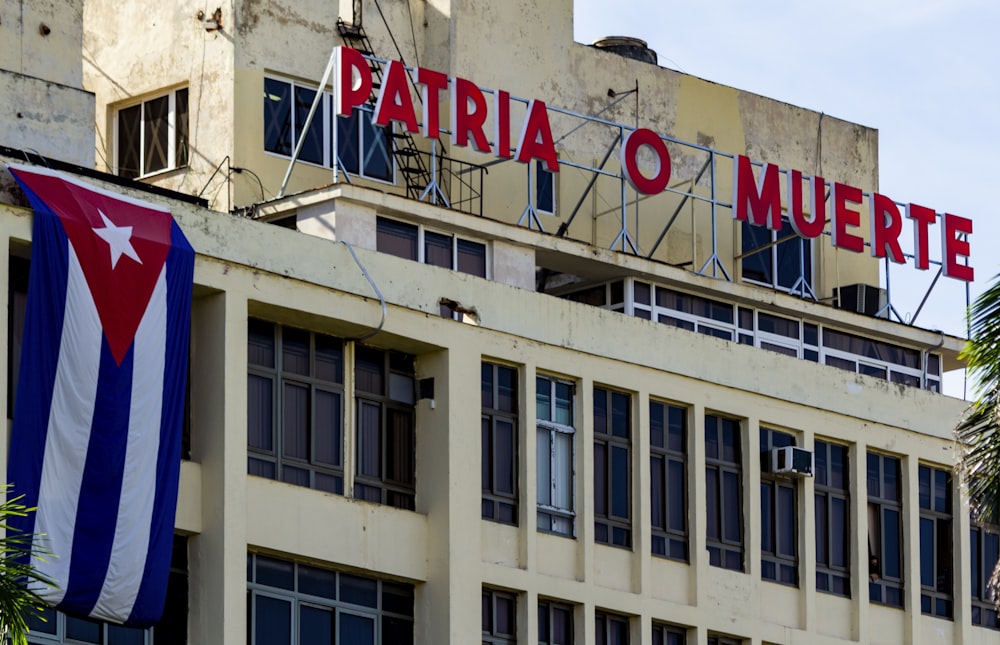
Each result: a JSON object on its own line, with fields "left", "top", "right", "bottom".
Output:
{"left": 649, "top": 399, "right": 688, "bottom": 562}
{"left": 594, "top": 610, "right": 630, "bottom": 645}
{"left": 971, "top": 519, "right": 1000, "bottom": 629}
{"left": 482, "top": 588, "right": 518, "bottom": 645}
{"left": 535, "top": 160, "right": 557, "bottom": 215}
{"left": 593, "top": 386, "right": 633, "bottom": 549}
{"left": 814, "top": 439, "right": 850, "bottom": 597}
{"left": 740, "top": 216, "right": 814, "bottom": 294}
{"left": 759, "top": 427, "right": 798, "bottom": 586}
{"left": 114, "top": 87, "right": 189, "bottom": 179}
{"left": 482, "top": 362, "right": 519, "bottom": 525}
{"left": 867, "top": 451, "right": 904, "bottom": 608}
{"left": 652, "top": 622, "right": 687, "bottom": 645}
{"left": 247, "top": 552, "right": 413, "bottom": 645}
{"left": 353, "top": 346, "right": 417, "bottom": 510}
{"left": 247, "top": 319, "right": 346, "bottom": 494}
{"left": 919, "top": 463, "right": 953, "bottom": 619}
{"left": 705, "top": 414, "right": 743, "bottom": 571}
{"left": 536, "top": 374, "right": 577, "bottom": 537}
{"left": 263, "top": 75, "right": 396, "bottom": 183}
{"left": 538, "top": 599, "right": 574, "bottom": 645}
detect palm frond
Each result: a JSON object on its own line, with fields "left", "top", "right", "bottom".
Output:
{"left": 0, "top": 487, "right": 57, "bottom": 645}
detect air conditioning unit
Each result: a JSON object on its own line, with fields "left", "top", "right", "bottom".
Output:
{"left": 833, "top": 283, "right": 888, "bottom": 318}
{"left": 769, "top": 446, "right": 814, "bottom": 477}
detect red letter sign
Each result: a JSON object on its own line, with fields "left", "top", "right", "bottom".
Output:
{"left": 620, "top": 129, "right": 671, "bottom": 195}
{"left": 494, "top": 90, "right": 512, "bottom": 160}
{"left": 451, "top": 77, "right": 491, "bottom": 153}
{"left": 732, "top": 155, "right": 781, "bottom": 230}
{"left": 416, "top": 67, "right": 448, "bottom": 139}
{"left": 906, "top": 203, "right": 936, "bottom": 270}
{"left": 373, "top": 60, "right": 418, "bottom": 133}
{"left": 942, "top": 213, "right": 974, "bottom": 281}
{"left": 787, "top": 170, "right": 825, "bottom": 238}
{"left": 516, "top": 100, "right": 558, "bottom": 172}
{"left": 831, "top": 182, "right": 864, "bottom": 253}
{"left": 334, "top": 46, "right": 372, "bottom": 117}
{"left": 870, "top": 193, "right": 904, "bottom": 263}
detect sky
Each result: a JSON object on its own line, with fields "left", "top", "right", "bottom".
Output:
{"left": 573, "top": 0, "right": 1000, "bottom": 398}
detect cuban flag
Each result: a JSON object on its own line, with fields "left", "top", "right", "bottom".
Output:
{"left": 5, "top": 164, "right": 193, "bottom": 626}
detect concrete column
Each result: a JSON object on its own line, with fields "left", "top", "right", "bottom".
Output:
{"left": 188, "top": 291, "right": 248, "bottom": 645}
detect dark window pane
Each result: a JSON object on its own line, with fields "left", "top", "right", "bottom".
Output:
{"left": 424, "top": 231, "right": 452, "bottom": 268}
{"left": 339, "top": 613, "right": 375, "bottom": 644}
{"left": 668, "top": 459, "right": 685, "bottom": 532}
{"left": 336, "top": 110, "right": 361, "bottom": 173}
{"left": 265, "top": 78, "right": 293, "bottom": 156}
{"left": 457, "top": 239, "right": 487, "bottom": 277}
{"left": 723, "top": 470, "right": 740, "bottom": 542}
{"left": 175, "top": 88, "right": 189, "bottom": 167}
{"left": 341, "top": 573, "right": 378, "bottom": 608}
{"left": 117, "top": 103, "right": 141, "bottom": 178}
{"left": 611, "top": 445, "right": 629, "bottom": 519}
{"left": 300, "top": 605, "right": 333, "bottom": 645}
{"left": 143, "top": 94, "right": 170, "bottom": 174}
{"left": 314, "top": 389, "right": 342, "bottom": 466}
{"left": 537, "top": 162, "right": 555, "bottom": 213}
{"left": 376, "top": 219, "right": 419, "bottom": 261}
{"left": 294, "top": 85, "right": 324, "bottom": 165}
{"left": 256, "top": 555, "right": 295, "bottom": 590}
{"left": 357, "top": 401, "right": 381, "bottom": 477}
{"left": 298, "top": 564, "right": 337, "bottom": 599}
{"left": 255, "top": 595, "right": 292, "bottom": 645}
{"left": 361, "top": 110, "right": 393, "bottom": 180}
{"left": 65, "top": 616, "right": 101, "bottom": 643}
{"left": 495, "top": 419, "right": 515, "bottom": 495}
{"left": 282, "top": 382, "right": 309, "bottom": 459}
{"left": 248, "top": 375, "right": 274, "bottom": 451}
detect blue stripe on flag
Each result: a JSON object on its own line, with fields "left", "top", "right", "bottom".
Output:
{"left": 7, "top": 197, "right": 70, "bottom": 541}
{"left": 62, "top": 340, "right": 134, "bottom": 616}
{"left": 127, "top": 220, "right": 193, "bottom": 626}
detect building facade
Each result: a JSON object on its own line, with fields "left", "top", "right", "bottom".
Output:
{"left": 0, "top": 0, "right": 991, "bottom": 644}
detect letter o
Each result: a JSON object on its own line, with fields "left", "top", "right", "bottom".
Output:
{"left": 621, "top": 128, "right": 671, "bottom": 195}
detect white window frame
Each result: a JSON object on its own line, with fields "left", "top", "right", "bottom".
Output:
{"left": 534, "top": 160, "right": 557, "bottom": 215}
{"left": 536, "top": 375, "right": 576, "bottom": 537}
{"left": 376, "top": 216, "right": 490, "bottom": 279}
{"left": 740, "top": 217, "right": 815, "bottom": 295}
{"left": 113, "top": 87, "right": 188, "bottom": 179}
{"left": 24, "top": 609, "right": 152, "bottom": 644}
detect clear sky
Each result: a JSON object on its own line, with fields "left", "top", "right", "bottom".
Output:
{"left": 573, "top": 0, "right": 999, "bottom": 398}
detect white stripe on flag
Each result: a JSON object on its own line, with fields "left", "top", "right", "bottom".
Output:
{"left": 31, "top": 247, "right": 102, "bottom": 603}
{"left": 91, "top": 266, "right": 168, "bottom": 622}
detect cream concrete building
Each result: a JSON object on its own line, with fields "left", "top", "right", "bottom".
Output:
{"left": 0, "top": 0, "right": 993, "bottom": 644}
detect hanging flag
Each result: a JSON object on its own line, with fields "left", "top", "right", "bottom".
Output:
{"left": 5, "top": 164, "right": 193, "bottom": 627}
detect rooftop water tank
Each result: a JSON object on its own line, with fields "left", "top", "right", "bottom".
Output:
{"left": 591, "top": 36, "right": 658, "bottom": 65}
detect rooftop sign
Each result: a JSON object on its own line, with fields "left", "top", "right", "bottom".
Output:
{"left": 334, "top": 46, "right": 974, "bottom": 283}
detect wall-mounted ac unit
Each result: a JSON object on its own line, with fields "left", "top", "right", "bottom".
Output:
{"left": 833, "top": 283, "right": 888, "bottom": 318}
{"left": 769, "top": 446, "right": 814, "bottom": 477}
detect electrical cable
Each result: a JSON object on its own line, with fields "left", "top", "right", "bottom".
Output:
{"left": 342, "top": 241, "right": 387, "bottom": 341}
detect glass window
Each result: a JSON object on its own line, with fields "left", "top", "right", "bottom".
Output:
{"left": 538, "top": 600, "right": 574, "bottom": 645}
{"left": 741, "top": 217, "right": 812, "bottom": 293}
{"left": 868, "top": 452, "right": 904, "bottom": 608}
{"left": 355, "top": 347, "right": 416, "bottom": 510}
{"left": 482, "top": 589, "right": 517, "bottom": 644}
{"left": 650, "top": 400, "right": 687, "bottom": 562}
{"left": 536, "top": 161, "right": 556, "bottom": 214}
{"left": 482, "top": 362, "right": 518, "bottom": 524}
{"left": 537, "top": 375, "right": 576, "bottom": 536}
{"left": 595, "top": 611, "right": 629, "bottom": 645}
{"left": 594, "top": 387, "right": 632, "bottom": 548}
{"left": 705, "top": 414, "right": 743, "bottom": 571}
{"left": 760, "top": 428, "right": 798, "bottom": 586}
{"left": 652, "top": 623, "right": 687, "bottom": 645}
{"left": 116, "top": 88, "right": 189, "bottom": 178}
{"left": 248, "top": 320, "right": 345, "bottom": 494}
{"left": 972, "top": 519, "right": 1000, "bottom": 629}
{"left": 919, "top": 464, "right": 953, "bottom": 619}
{"left": 815, "top": 440, "right": 850, "bottom": 596}
{"left": 248, "top": 553, "right": 412, "bottom": 645}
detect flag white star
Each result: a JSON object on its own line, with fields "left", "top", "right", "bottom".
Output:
{"left": 93, "top": 209, "right": 142, "bottom": 269}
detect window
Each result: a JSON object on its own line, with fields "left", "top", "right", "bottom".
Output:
{"left": 741, "top": 217, "right": 812, "bottom": 293}
{"left": 971, "top": 520, "right": 1000, "bottom": 628}
{"left": 705, "top": 415, "right": 743, "bottom": 571}
{"left": 537, "top": 375, "right": 576, "bottom": 536}
{"left": 594, "top": 611, "right": 629, "bottom": 645}
{"left": 760, "top": 428, "right": 798, "bottom": 586}
{"left": 263, "top": 77, "right": 393, "bottom": 180}
{"left": 594, "top": 387, "right": 632, "bottom": 548}
{"left": 248, "top": 320, "right": 345, "bottom": 494}
{"left": 247, "top": 553, "right": 413, "bottom": 645}
{"left": 707, "top": 635, "right": 741, "bottom": 645}
{"left": 919, "top": 464, "right": 953, "bottom": 619}
{"left": 337, "top": 105, "right": 393, "bottom": 181}
{"left": 376, "top": 217, "right": 487, "bottom": 278}
{"left": 27, "top": 536, "right": 188, "bottom": 645}
{"left": 536, "top": 161, "right": 556, "bottom": 214}
{"left": 815, "top": 440, "right": 850, "bottom": 596}
{"left": 651, "top": 622, "right": 686, "bottom": 645}
{"left": 7, "top": 254, "right": 28, "bottom": 420}
{"left": 538, "top": 600, "right": 573, "bottom": 645}
{"left": 482, "top": 362, "right": 518, "bottom": 524}
{"left": 482, "top": 589, "right": 517, "bottom": 644}
{"left": 649, "top": 400, "right": 687, "bottom": 561}
{"left": 116, "top": 88, "right": 189, "bottom": 178}
{"left": 868, "top": 452, "right": 903, "bottom": 607}
{"left": 354, "top": 347, "right": 416, "bottom": 510}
